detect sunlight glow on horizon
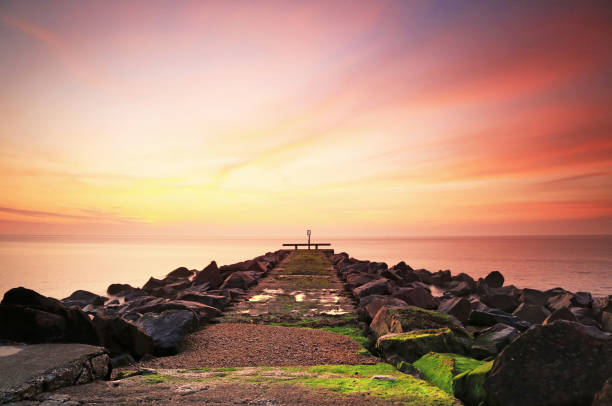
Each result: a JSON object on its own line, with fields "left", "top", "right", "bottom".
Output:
{"left": 1, "top": 1, "right": 611, "bottom": 237}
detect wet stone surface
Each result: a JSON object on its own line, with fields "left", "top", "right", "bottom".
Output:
{"left": 220, "top": 250, "right": 358, "bottom": 326}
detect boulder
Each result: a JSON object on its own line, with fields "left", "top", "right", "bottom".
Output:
{"left": 445, "top": 281, "right": 472, "bottom": 297}
{"left": 438, "top": 297, "right": 472, "bottom": 323}
{"left": 413, "top": 352, "right": 487, "bottom": 395}
{"left": 142, "top": 277, "right": 166, "bottom": 292}
{"left": 546, "top": 293, "right": 573, "bottom": 312}
{"left": 192, "top": 261, "right": 222, "bottom": 289}
{"left": 481, "top": 293, "right": 518, "bottom": 313}
{"left": 468, "top": 308, "right": 532, "bottom": 331}
{"left": 220, "top": 271, "right": 257, "bottom": 290}
{"left": 431, "top": 270, "right": 451, "bottom": 286}
{"left": 93, "top": 315, "right": 155, "bottom": 359}
{"left": 512, "top": 303, "right": 550, "bottom": 324}
{"left": 518, "top": 288, "right": 547, "bottom": 306}
{"left": 346, "top": 273, "right": 375, "bottom": 289}
{"left": 135, "top": 309, "right": 198, "bottom": 355}
{"left": 484, "top": 321, "right": 612, "bottom": 406}
{"left": 359, "top": 295, "right": 408, "bottom": 320}
{"left": 471, "top": 323, "right": 520, "bottom": 358}
{"left": 376, "top": 328, "right": 467, "bottom": 364}
{"left": 107, "top": 283, "right": 138, "bottom": 297}
{"left": 62, "top": 290, "right": 108, "bottom": 308}
{"left": 127, "top": 299, "right": 220, "bottom": 320}
{"left": 414, "top": 269, "right": 433, "bottom": 284}
{"left": 484, "top": 271, "right": 504, "bottom": 288}
{"left": 352, "top": 278, "right": 390, "bottom": 298}
{"left": 543, "top": 307, "right": 577, "bottom": 325}
{"left": 220, "top": 259, "right": 267, "bottom": 275}
{"left": 593, "top": 295, "right": 612, "bottom": 318}
{"left": 370, "top": 306, "right": 470, "bottom": 339}
{"left": 452, "top": 360, "right": 493, "bottom": 406}
{"left": 392, "top": 287, "right": 435, "bottom": 309}
{"left": 572, "top": 291, "right": 592, "bottom": 307}
{"left": 163, "top": 266, "right": 194, "bottom": 282}
{"left": 569, "top": 307, "right": 600, "bottom": 327}
{"left": 176, "top": 292, "right": 230, "bottom": 311}
{"left": 0, "top": 287, "right": 100, "bottom": 345}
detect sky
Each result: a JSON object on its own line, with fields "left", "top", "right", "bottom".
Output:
{"left": 0, "top": 0, "right": 611, "bottom": 237}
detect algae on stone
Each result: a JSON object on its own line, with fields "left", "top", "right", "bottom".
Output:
{"left": 452, "top": 360, "right": 493, "bottom": 406}
{"left": 413, "top": 352, "right": 485, "bottom": 394}
{"left": 377, "top": 328, "right": 468, "bottom": 364}
{"left": 370, "top": 306, "right": 471, "bottom": 339}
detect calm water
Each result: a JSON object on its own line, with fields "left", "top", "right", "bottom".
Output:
{"left": 0, "top": 235, "right": 610, "bottom": 299}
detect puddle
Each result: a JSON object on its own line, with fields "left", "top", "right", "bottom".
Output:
{"left": 263, "top": 289, "right": 284, "bottom": 294}
{"left": 294, "top": 293, "right": 305, "bottom": 302}
{"left": 323, "top": 308, "right": 349, "bottom": 315}
{"left": 248, "top": 294, "right": 274, "bottom": 302}
{"left": 319, "top": 294, "right": 340, "bottom": 304}
{"left": 429, "top": 285, "right": 446, "bottom": 297}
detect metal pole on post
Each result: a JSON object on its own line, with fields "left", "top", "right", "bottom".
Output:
{"left": 307, "top": 229, "right": 311, "bottom": 250}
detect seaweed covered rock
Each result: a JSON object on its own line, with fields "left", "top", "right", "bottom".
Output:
{"left": 485, "top": 320, "right": 612, "bottom": 406}
{"left": 370, "top": 306, "right": 471, "bottom": 339}
{"left": 453, "top": 360, "right": 493, "bottom": 406}
{"left": 377, "top": 328, "right": 468, "bottom": 364}
{"left": 413, "top": 352, "right": 487, "bottom": 395}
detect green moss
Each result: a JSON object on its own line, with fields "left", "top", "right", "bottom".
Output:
{"left": 142, "top": 374, "right": 175, "bottom": 385}
{"left": 384, "top": 328, "right": 452, "bottom": 341}
{"left": 452, "top": 360, "right": 493, "bottom": 406}
{"left": 282, "top": 251, "right": 331, "bottom": 275}
{"left": 413, "top": 353, "right": 487, "bottom": 395}
{"left": 114, "top": 370, "right": 135, "bottom": 379}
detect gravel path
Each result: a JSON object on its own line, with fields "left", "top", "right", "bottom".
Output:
{"left": 139, "top": 323, "right": 376, "bottom": 369}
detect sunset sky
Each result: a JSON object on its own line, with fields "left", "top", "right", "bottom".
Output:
{"left": 1, "top": 1, "right": 611, "bottom": 236}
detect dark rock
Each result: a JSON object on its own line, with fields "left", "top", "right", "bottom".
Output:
{"left": 593, "top": 295, "right": 612, "bottom": 316}
{"left": 392, "top": 287, "right": 435, "bottom": 309}
{"left": 93, "top": 315, "right": 155, "bottom": 359}
{"left": 518, "top": 288, "right": 547, "bottom": 306}
{"left": 0, "top": 287, "right": 100, "bottom": 345}
{"left": 431, "top": 270, "right": 451, "bottom": 286}
{"left": 471, "top": 323, "right": 520, "bottom": 358}
{"left": 481, "top": 293, "right": 518, "bottom": 313}
{"left": 484, "top": 271, "right": 504, "bottom": 288}
{"left": 438, "top": 297, "right": 472, "bottom": 323}
{"left": 569, "top": 307, "right": 600, "bottom": 327}
{"left": 192, "top": 261, "right": 222, "bottom": 288}
{"left": 107, "top": 283, "right": 138, "bottom": 297}
{"left": 543, "top": 307, "right": 577, "bottom": 324}
{"left": 484, "top": 321, "right": 612, "bottom": 406}
{"left": 110, "top": 353, "right": 135, "bottom": 368}
{"left": 445, "top": 281, "right": 472, "bottom": 297}
{"left": 414, "top": 269, "right": 433, "bottom": 284}
{"left": 352, "top": 278, "right": 390, "bottom": 298}
{"left": 135, "top": 309, "right": 198, "bottom": 355}
{"left": 220, "top": 259, "right": 267, "bottom": 275}
{"left": 572, "top": 291, "right": 592, "bottom": 307}
{"left": 176, "top": 292, "right": 230, "bottom": 311}
{"left": 546, "top": 293, "right": 574, "bottom": 312}
{"left": 468, "top": 308, "right": 532, "bottom": 331}
{"left": 360, "top": 295, "right": 408, "bottom": 320}
{"left": 142, "top": 277, "right": 166, "bottom": 292}
{"left": 512, "top": 303, "right": 550, "bottom": 324}
{"left": 451, "top": 273, "right": 476, "bottom": 291}
{"left": 370, "top": 305, "right": 470, "bottom": 339}
{"left": 164, "top": 266, "right": 194, "bottom": 282}
{"left": 62, "top": 290, "right": 108, "bottom": 308}
{"left": 346, "top": 273, "right": 375, "bottom": 289}
{"left": 127, "top": 299, "right": 220, "bottom": 320}
{"left": 220, "top": 271, "right": 257, "bottom": 290}
{"left": 123, "top": 289, "right": 147, "bottom": 301}
{"left": 107, "top": 299, "right": 120, "bottom": 306}
{"left": 602, "top": 311, "right": 612, "bottom": 333}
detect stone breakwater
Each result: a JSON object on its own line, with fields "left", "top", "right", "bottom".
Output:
{"left": 0, "top": 249, "right": 611, "bottom": 405}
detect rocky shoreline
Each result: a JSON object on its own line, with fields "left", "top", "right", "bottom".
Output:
{"left": 1, "top": 249, "right": 611, "bottom": 405}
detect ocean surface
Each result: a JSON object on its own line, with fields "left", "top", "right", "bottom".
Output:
{"left": 0, "top": 235, "right": 610, "bottom": 299}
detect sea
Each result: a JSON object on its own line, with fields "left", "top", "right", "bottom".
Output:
{"left": 0, "top": 235, "right": 610, "bottom": 300}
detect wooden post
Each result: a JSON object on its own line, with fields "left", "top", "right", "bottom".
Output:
{"left": 307, "top": 229, "right": 311, "bottom": 250}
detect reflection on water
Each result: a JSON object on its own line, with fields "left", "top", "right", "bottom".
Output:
{"left": 0, "top": 235, "right": 610, "bottom": 298}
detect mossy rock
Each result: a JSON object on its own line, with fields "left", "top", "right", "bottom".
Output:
{"left": 377, "top": 328, "right": 468, "bottom": 364}
{"left": 452, "top": 360, "right": 493, "bottom": 406}
{"left": 413, "top": 352, "right": 486, "bottom": 395}
{"left": 371, "top": 306, "right": 471, "bottom": 339}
